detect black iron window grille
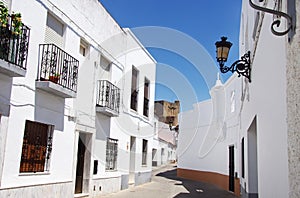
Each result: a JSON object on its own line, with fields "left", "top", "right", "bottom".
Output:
{"left": 142, "top": 139, "right": 148, "bottom": 165}
{"left": 143, "top": 79, "right": 150, "bottom": 117}
{"left": 37, "top": 44, "right": 79, "bottom": 92}
{"left": 106, "top": 138, "right": 118, "bottom": 171}
{"left": 19, "top": 120, "right": 54, "bottom": 173}
{"left": 0, "top": 14, "right": 30, "bottom": 70}
{"left": 96, "top": 80, "right": 120, "bottom": 113}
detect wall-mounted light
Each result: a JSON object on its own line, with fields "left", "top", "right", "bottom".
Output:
{"left": 215, "top": 37, "right": 251, "bottom": 82}
{"left": 249, "top": 0, "right": 293, "bottom": 36}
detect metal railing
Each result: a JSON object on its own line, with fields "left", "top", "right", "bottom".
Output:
{"left": 96, "top": 80, "right": 120, "bottom": 113}
{"left": 0, "top": 14, "right": 30, "bottom": 69}
{"left": 37, "top": 44, "right": 79, "bottom": 92}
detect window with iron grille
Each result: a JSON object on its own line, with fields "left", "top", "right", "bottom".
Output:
{"left": 19, "top": 120, "right": 54, "bottom": 173}
{"left": 142, "top": 139, "right": 148, "bottom": 165}
{"left": 131, "top": 67, "right": 138, "bottom": 111}
{"left": 143, "top": 78, "right": 150, "bottom": 117}
{"left": 106, "top": 138, "right": 118, "bottom": 171}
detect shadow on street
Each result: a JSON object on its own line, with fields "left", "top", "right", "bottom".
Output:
{"left": 156, "top": 167, "right": 238, "bottom": 198}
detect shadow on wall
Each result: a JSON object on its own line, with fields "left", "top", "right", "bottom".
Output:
{"left": 34, "top": 90, "right": 65, "bottom": 131}
{"left": 0, "top": 74, "right": 13, "bottom": 116}
{"left": 95, "top": 113, "right": 111, "bottom": 141}
{"left": 156, "top": 169, "right": 238, "bottom": 198}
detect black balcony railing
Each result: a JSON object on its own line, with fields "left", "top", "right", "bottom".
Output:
{"left": 143, "top": 97, "right": 149, "bottom": 117}
{"left": 0, "top": 14, "right": 30, "bottom": 70}
{"left": 96, "top": 80, "right": 120, "bottom": 113}
{"left": 130, "top": 90, "right": 138, "bottom": 111}
{"left": 37, "top": 44, "right": 79, "bottom": 92}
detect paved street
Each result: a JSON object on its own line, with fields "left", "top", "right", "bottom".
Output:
{"left": 102, "top": 164, "right": 237, "bottom": 198}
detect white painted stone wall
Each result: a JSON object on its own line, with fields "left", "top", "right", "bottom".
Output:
{"left": 178, "top": 75, "right": 241, "bottom": 176}
{"left": 239, "top": 0, "right": 289, "bottom": 197}
{"left": 0, "top": 0, "right": 79, "bottom": 190}
{"left": 110, "top": 29, "right": 156, "bottom": 175}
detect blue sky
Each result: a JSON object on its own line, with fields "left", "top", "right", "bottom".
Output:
{"left": 99, "top": 0, "right": 242, "bottom": 111}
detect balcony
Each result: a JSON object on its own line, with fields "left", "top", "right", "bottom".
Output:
{"left": 0, "top": 14, "right": 30, "bottom": 77}
{"left": 36, "top": 44, "right": 79, "bottom": 98}
{"left": 96, "top": 80, "right": 120, "bottom": 117}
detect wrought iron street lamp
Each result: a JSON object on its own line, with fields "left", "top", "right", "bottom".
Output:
{"left": 215, "top": 37, "right": 251, "bottom": 82}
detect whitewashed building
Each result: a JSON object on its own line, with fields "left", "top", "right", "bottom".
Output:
{"left": 238, "top": 0, "right": 298, "bottom": 197}
{"left": 178, "top": 0, "right": 300, "bottom": 198}
{"left": 0, "top": 0, "right": 156, "bottom": 197}
{"left": 152, "top": 118, "right": 177, "bottom": 167}
{"left": 178, "top": 75, "right": 241, "bottom": 196}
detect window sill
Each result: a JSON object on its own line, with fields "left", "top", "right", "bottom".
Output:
{"left": 105, "top": 169, "right": 117, "bottom": 172}
{"left": 93, "top": 171, "right": 122, "bottom": 179}
{"left": 128, "top": 109, "right": 152, "bottom": 124}
{"left": 130, "top": 108, "right": 138, "bottom": 114}
{"left": 142, "top": 115, "right": 149, "bottom": 120}
{"left": 19, "top": 172, "right": 50, "bottom": 176}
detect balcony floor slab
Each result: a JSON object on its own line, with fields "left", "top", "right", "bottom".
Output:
{"left": 36, "top": 81, "right": 76, "bottom": 98}
{"left": 0, "top": 59, "right": 26, "bottom": 77}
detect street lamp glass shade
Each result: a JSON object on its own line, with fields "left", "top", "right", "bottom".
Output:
{"left": 215, "top": 37, "right": 232, "bottom": 62}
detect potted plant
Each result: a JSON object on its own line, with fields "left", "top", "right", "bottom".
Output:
{"left": 49, "top": 73, "right": 60, "bottom": 83}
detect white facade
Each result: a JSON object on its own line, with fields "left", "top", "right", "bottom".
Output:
{"left": 152, "top": 117, "right": 177, "bottom": 167}
{"left": 0, "top": 0, "right": 156, "bottom": 197}
{"left": 178, "top": 75, "right": 241, "bottom": 195}
{"left": 239, "top": 0, "right": 290, "bottom": 197}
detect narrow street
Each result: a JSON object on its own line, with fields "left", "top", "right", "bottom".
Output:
{"left": 102, "top": 164, "right": 237, "bottom": 198}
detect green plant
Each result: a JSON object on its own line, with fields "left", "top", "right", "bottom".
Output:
{"left": 12, "top": 12, "right": 22, "bottom": 35}
{"left": 53, "top": 73, "right": 60, "bottom": 77}
{"left": 0, "top": 2, "right": 8, "bottom": 27}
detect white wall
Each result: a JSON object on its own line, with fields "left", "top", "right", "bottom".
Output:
{"left": 178, "top": 76, "right": 241, "bottom": 176}
{"left": 92, "top": 28, "right": 156, "bottom": 178}
{"left": 0, "top": 0, "right": 157, "bottom": 193}
{"left": 0, "top": 0, "right": 80, "bottom": 188}
{"left": 110, "top": 29, "right": 156, "bottom": 175}
{"left": 239, "top": 0, "right": 289, "bottom": 197}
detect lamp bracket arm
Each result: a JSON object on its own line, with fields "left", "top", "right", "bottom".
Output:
{"left": 220, "top": 51, "right": 251, "bottom": 82}
{"left": 249, "top": 0, "right": 293, "bottom": 36}
{"left": 219, "top": 63, "right": 234, "bottom": 73}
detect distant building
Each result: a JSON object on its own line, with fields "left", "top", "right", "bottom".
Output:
{"left": 152, "top": 100, "right": 179, "bottom": 168}
{"left": 152, "top": 116, "right": 177, "bottom": 168}
{"left": 154, "top": 100, "right": 180, "bottom": 129}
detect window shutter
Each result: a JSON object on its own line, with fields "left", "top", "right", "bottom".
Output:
{"left": 45, "top": 13, "right": 64, "bottom": 48}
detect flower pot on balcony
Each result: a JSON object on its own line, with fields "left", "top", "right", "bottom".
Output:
{"left": 49, "top": 75, "right": 60, "bottom": 83}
